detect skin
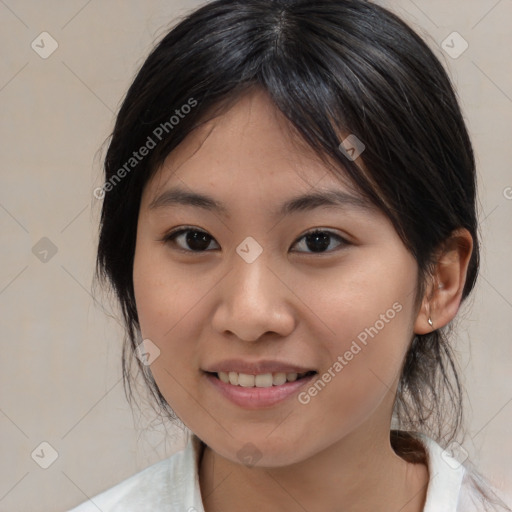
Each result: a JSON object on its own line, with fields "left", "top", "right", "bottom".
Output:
{"left": 132, "top": 88, "right": 473, "bottom": 512}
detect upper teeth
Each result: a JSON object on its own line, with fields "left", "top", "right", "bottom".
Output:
{"left": 217, "top": 371, "right": 310, "bottom": 387}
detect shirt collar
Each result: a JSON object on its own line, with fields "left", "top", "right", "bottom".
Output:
{"left": 412, "top": 432, "right": 466, "bottom": 511}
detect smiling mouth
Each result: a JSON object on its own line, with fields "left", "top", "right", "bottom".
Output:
{"left": 207, "top": 370, "right": 317, "bottom": 388}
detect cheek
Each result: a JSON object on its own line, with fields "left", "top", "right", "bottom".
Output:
{"left": 295, "top": 255, "right": 415, "bottom": 423}
{"left": 133, "top": 239, "right": 194, "bottom": 338}
{"left": 133, "top": 249, "right": 207, "bottom": 423}
{"left": 301, "top": 251, "right": 414, "bottom": 348}
{"left": 132, "top": 244, "right": 201, "bottom": 373}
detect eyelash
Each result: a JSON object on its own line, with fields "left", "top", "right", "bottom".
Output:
{"left": 160, "top": 226, "right": 350, "bottom": 255}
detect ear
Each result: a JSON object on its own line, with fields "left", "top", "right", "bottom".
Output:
{"left": 413, "top": 228, "right": 473, "bottom": 335}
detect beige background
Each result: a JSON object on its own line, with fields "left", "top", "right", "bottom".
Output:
{"left": 0, "top": 1, "right": 511, "bottom": 510}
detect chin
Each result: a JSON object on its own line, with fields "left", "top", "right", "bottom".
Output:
{"left": 211, "top": 432, "right": 312, "bottom": 468}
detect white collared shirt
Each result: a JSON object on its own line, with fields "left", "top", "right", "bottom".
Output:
{"left": 68, "top": 431, "right": 502, "bottom": 511}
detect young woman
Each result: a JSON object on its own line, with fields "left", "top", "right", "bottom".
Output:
{"left": 70, "top": 0, "right": 510, "bottom": 510}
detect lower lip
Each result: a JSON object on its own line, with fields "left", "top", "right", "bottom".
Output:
{"left": 204, "top": 372, "right": 317, "bottom": 409}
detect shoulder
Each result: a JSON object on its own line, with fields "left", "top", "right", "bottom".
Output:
{"left": 409, "top": 431, "right": 511, "bottom": 512}
{"left": 67, "top": 456, "right": 173, "bottom": 512}
{"left": 456, "top": 467, "right": 512, "bottom": 512}
{"left": 67, "top": 433, "right": 206, "bottom": 512}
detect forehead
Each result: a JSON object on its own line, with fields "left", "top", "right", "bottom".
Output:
{"left": 142, "top": 89, "right": 372, "bottom": 216}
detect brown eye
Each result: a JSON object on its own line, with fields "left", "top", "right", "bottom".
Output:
{"left": 291, "top": 229, "right": 348, "bottom": 254}
{"left": 161, "top": 227, "right": 349, "bottom": 255}
{"left": 163, "top": 228, "right": 219, "bottom": 252}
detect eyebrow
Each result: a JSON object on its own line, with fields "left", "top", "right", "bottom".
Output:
{"left": 148, "top": 186, "right": 376, "bottom": 217}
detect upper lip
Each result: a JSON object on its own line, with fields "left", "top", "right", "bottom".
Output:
{"left": 203, "top": 359, "right": 316, "bottom": 375}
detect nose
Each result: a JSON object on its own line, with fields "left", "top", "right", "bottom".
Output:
{"left": 211, "top": 251, "right": 296, "bottom": 342}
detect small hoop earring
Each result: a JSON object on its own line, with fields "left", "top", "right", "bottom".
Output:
{"left": 428, "top": 317, "right": 433, "bottom": 327}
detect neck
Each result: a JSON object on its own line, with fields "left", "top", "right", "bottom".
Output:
{"left": 198, "top": 424, "right": 429, "bottom": 512}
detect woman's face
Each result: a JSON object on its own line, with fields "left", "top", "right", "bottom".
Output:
{"left": 133, "top": 88, "right": 421, "bottom": 466}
